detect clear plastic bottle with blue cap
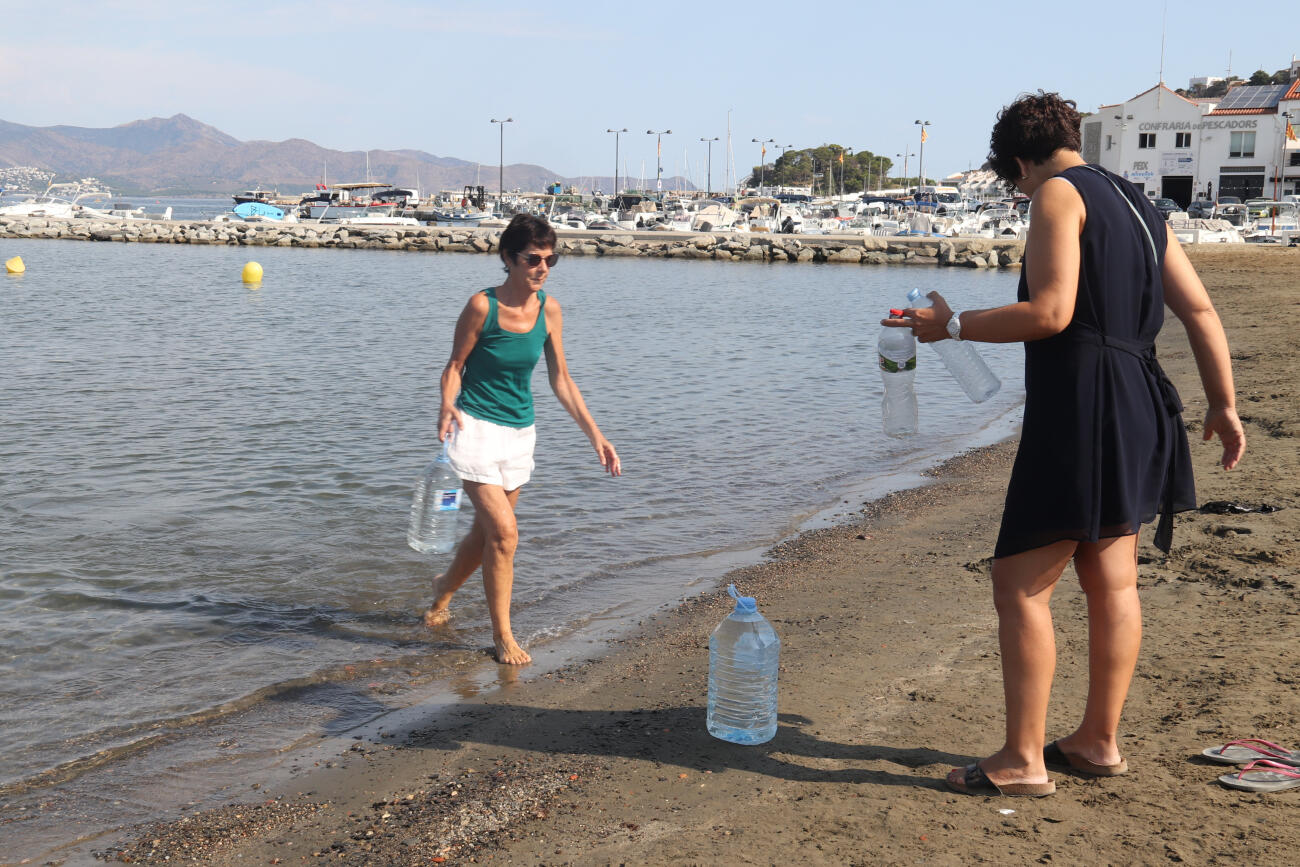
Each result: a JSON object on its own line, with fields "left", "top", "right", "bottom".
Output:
{"left": 707, "top": 584, "right": 780, "bottom": 744}
{"left": 906, "top": 287, "right": 1001, "bottom": 403}
{"left": 407, "top": 439, "right": 463, "bottom": 554}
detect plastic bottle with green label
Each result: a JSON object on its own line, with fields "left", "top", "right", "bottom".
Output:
{"left": 878, "top": 308, "right": 918, "bottom": 437}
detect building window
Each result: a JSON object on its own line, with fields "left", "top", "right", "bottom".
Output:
{"left": 1105, "top": 134, "right": 1113, "bottom": 150}
{"left": 1175, "top": 132, "right": 1192, "bottom": 148}
{"left": 1290, "top": 151, "right": 1300, "bottom": 167}
{"left": 1138, "top": 133, "right": 1156, "bottom": 149}
{"left": 1229, "top": 131, "right": 1256, "bottom": 158}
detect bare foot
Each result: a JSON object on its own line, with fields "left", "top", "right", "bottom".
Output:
{"left": 422, "top": 573, "right": 453, "bottom": 628}
{"left": 494, "top": 635, "right": 532, "bottom": 665}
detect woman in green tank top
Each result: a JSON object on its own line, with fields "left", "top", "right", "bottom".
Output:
{"left": 422, "top": 214, "right": 621, "bottom": 665}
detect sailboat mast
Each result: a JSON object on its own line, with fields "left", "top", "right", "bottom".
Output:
{"left": 725, "top": 110, "right": 733, "bottom": 196}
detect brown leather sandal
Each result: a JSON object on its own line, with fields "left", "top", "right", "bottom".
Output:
{"left": 946, "top": 763, "right": 1056, "bottom": 797}
{"left": 1043, "top": 740, "right": 1129, "bottom": 777}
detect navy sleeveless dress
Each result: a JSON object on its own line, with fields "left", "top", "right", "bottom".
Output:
{"left": 994, "top": 164, "right": 1196, "bottom": 559}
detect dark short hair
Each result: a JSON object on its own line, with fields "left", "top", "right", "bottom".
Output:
{"left": 499, "top": 214, "right": 557, "bottom": 265}
{"left": 988, "top": 91, "right": 1082, "bottom": 187}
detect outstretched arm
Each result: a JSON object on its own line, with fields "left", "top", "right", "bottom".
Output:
{"left": 542, "top": 297, "right": 620, "bottom": 476}
{"left": 1160, "top": 226, "right": 1245, "bottom": 470}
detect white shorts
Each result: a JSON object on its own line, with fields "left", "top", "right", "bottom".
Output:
{"left": 446, "top": 411, "right": 536, "bottom": 490}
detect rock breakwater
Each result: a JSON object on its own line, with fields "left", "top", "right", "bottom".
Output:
{"left": 0, "top": 216, "right": 1025, "bottom": 268}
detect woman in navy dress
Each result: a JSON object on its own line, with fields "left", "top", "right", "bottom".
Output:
{"left": 885, "top": 92, "right": 1245, "bottom": 796}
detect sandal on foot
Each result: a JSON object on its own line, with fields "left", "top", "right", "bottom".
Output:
{"left": 1218, "top": 759, "right": 1300, "bottom": 793}
{"left": 946, "top": 763, "right": 1055, "bottom": 798}
{"left": 1203, "top": 738, "right": 1300, "bottom": 766}
{"left": 1043, "top": 740, "right": 1129, "bottom": 777}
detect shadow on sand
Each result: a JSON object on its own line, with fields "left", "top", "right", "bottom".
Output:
{"left": 403, "top": 702, "right": 971, "bottom": 790}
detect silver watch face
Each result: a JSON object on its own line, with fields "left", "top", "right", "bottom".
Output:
{"left": 947, "top": 315, "right": 961, "bottom": 339}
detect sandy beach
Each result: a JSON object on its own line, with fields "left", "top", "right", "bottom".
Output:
{"left": 87, "top": 246, "right": 1299, "bottom": 866}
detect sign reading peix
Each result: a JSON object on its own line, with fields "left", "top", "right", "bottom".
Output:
{"left": 1138, "top": 119, "right": 1258, "bottom": 130}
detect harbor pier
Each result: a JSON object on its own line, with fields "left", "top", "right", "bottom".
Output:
{"left": 0, "top": 216, "right": 1026, "bottom": 269}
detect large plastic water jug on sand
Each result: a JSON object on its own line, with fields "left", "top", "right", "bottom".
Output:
{"left": 707, "top": 584, "right": 780, "bottom": 744}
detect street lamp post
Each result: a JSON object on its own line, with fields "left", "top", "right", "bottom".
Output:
{"left": 699, "top": 136, "right": 719, "bottom": 196}
{"left": 840, "top": 147, "right": 852, "bottom": 198}
{"left": 606, "top": 128, "right": 627, "bottom": 199}
{"left": 751, "top": 137, "right": 774, "bottom": 193}
{"left": 1275, "top": 111, "right": 1294, "bottom": 234}
{"left": 914, "top": 120, "right": 931, "bottom": 191}
{"left": 646, "top": 129, "right": 672, "bottom": 196}
{"left": 897, "top": 151, "right": 914, "bottom": 190}
{"left": 775, "top": 143, "right": 794, "bottom": 187}
{"left": 490, "top": 117, "right": 513, "bottom": 213}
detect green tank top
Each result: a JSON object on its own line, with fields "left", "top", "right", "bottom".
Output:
{"left": 457, "top": 287, "right": 548, "bottom": 428}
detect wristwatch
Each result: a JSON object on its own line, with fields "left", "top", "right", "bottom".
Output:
{"left": 946, "top": 313, "right": 963, "bottom": 340}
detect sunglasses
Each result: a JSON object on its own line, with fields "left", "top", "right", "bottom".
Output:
{"left": 516, "top": 252, "right": 559, "bottom": 268}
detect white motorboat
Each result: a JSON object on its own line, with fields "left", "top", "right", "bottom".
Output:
{"left": 302, "top": 182, "right": 417, "bottom": 220}
{"left": 1169, "top": 218, "right": 1245, "bottom": 244}
{"left": 0, "top": 182, "right": 110, "bottom": 218}
{"left": 690, "top": 201, "right": 741, "bottom": 232}
{"left": 431, "top": 207, "right": 493, "bottom": 223}
{"left": 1242, "top": 202, "right": 1300, "bottom": 245}
{"left": 332, "top": 213, "right": 420, "bottom": 226}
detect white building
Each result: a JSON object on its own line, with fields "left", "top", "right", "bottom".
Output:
{"left": 1083, "top": 78, "right": 1299, "bottom": 206}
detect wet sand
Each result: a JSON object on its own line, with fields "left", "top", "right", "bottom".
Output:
{"left": 89, "top": 246, "right": 1300, "bottom": 866}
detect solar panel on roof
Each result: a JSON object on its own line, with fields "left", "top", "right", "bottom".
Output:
{"left": 1216, "top": 84, "right": 1286, "bottom": 110}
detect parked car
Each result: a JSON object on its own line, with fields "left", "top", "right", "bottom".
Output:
{"left": 1186, "top": 199, "right": 1215, "bottom": 218}
{"left": 1151, "top": 198, "right": 1181, "bottom": 220}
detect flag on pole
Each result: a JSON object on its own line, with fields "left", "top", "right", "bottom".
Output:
{"left": 838, "top": 151, "right": 844, "bottom": 163}
{"left": 761, "top": 145, "right": 766, "bottom": 157}
{"left": 921, "top": 128, "right": 928, "bottom": 143}
{"left": 1288, "top": 121, "right": 1297, "bottom": 142}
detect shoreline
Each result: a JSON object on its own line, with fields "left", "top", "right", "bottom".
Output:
{"left": 31, "top": 246, "right": 1300, "bottom": 865}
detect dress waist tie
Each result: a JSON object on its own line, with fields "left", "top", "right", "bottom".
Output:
{"left": 1068, "top": 326, "right": 1185, "bottom": 552}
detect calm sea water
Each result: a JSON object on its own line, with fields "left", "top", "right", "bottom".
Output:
{"left": 0, "top": 234, "right": 1025, "bottom": 857}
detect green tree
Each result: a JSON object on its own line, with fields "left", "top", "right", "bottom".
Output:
{"left": 1248, "top": 69, "right": 1272, "bottom": 86}
{"left": 753, "top": 146, "right": 892, "bottom": 195}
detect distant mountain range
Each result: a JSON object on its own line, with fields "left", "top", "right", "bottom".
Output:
{"left": 0, "top": 114, "right": 692, "bottom": 197}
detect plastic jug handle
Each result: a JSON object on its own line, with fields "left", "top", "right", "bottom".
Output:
{"left": 727, "top": 583, "right": 758, "bottom": 613}
{"left": 439, "top": 419, "right": 459, "bottom": 458}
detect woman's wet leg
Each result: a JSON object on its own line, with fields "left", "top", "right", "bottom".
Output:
{"left": 423, "top": 515, "right": 487, "bottom": 627}
{"left": 463, "top": 482, "right": 530, "bottom": 664}
{"left": 1060, "top": 534, "right": 1140, "bottom": 767}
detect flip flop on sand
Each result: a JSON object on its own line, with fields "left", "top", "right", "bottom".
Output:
{"left": 945, "top": 763, "right": 1056, "bottom": 798}
{"left": 1218, "top": 760, "right": 1300, "bottom": 793}
{"left": 1043, "top": 740, "right": 1128, "bottom": 777}
{"left": 1202, "top": 738, "right": 1300, "bottom": 766}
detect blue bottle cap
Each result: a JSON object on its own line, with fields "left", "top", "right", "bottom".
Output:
{"left": 907, "top": 287, "right": 923, "bottom": 303}
{"left": 727, "top": 583, "right": 757, "bottom": 613}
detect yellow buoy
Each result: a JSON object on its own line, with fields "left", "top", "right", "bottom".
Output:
{"left": 5, "top": 256, "right": 25, "bottom": 274}
{"left": 241, "top": 261, "right": 263, "bottom": 284}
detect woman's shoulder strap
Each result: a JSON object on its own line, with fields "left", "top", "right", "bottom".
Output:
{"left": 480, "top": 287, "right": 498, "bottom": 332}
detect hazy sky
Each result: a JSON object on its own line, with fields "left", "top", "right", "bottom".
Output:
{"left": 1, "top": 1, "right": 1294, "bottom": 185}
